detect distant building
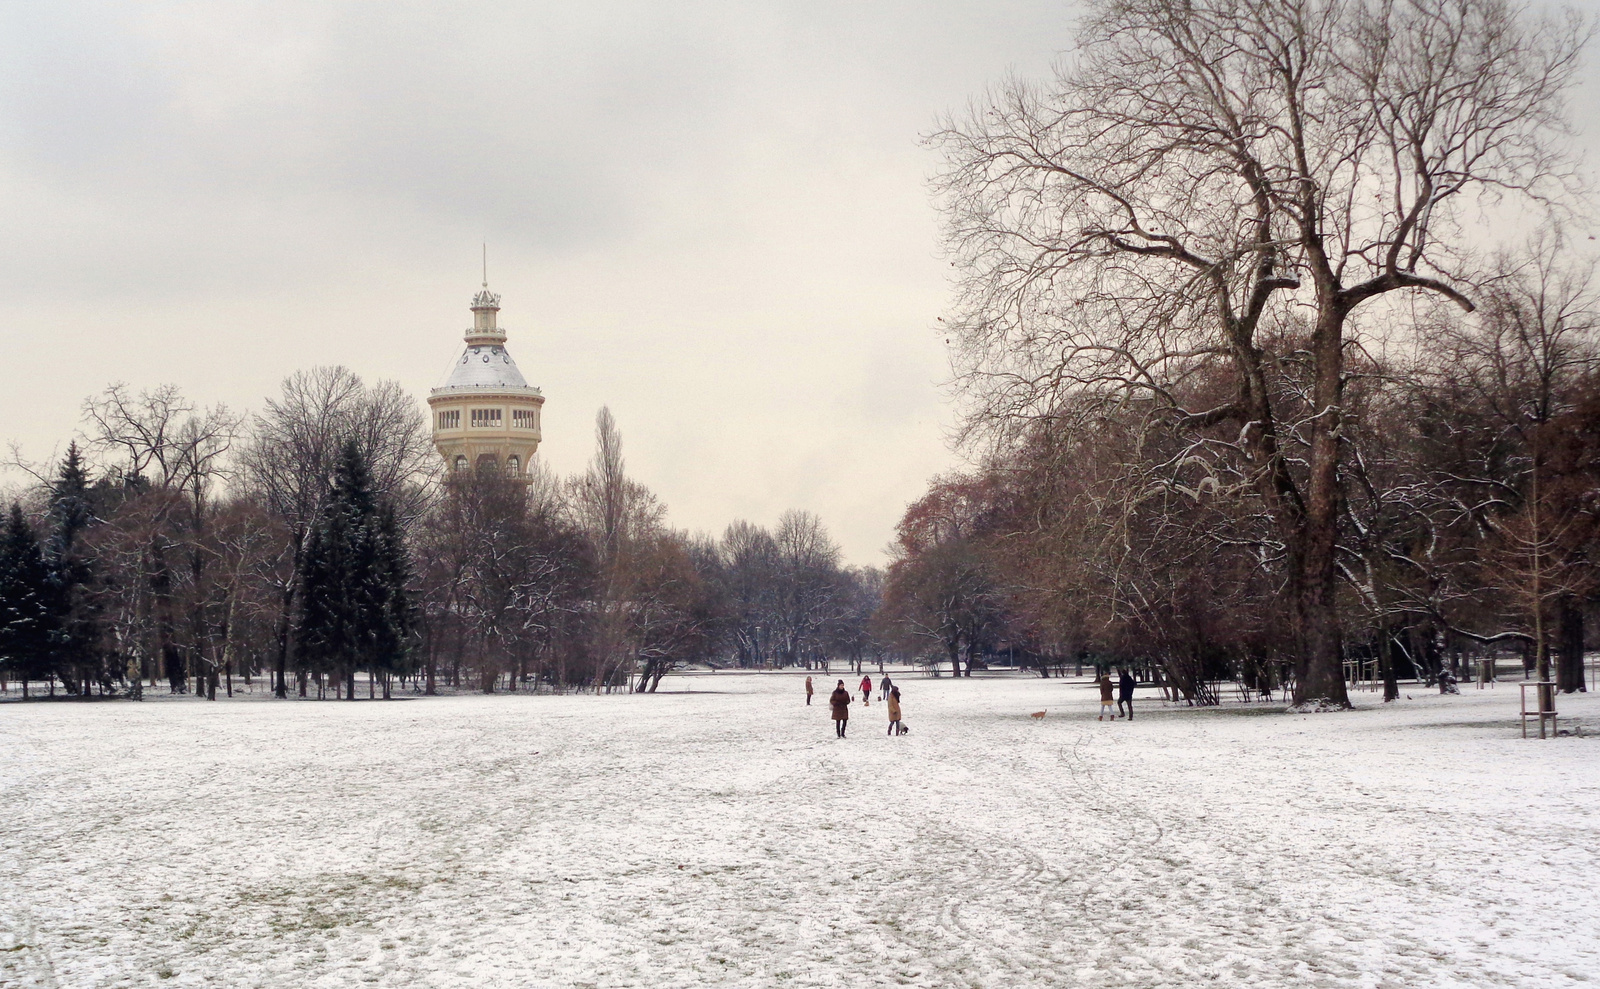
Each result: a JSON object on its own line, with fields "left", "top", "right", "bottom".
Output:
{"left": 428, "top": 283, "right": 544, "bottom": 479}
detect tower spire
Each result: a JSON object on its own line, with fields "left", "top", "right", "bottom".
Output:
{"left": 467, "top": 253, "right": 504, "bottom": 346}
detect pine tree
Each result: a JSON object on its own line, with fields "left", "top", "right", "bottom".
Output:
{"left": 47, "top": 443, "right": 106, "bottom": 695}
{"left": 297, "top": 441, "right": 412, "bottom": 699}
{"left": 0, "top": 504, "right": 62, "bottom": 698}
{"left": 371, "top": 500, "right": 414, "bottom": 698}
{"left": 48, "top": 443, "right": 96, "bottom": 554}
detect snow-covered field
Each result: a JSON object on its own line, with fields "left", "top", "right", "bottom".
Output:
{"left": 3, "top": 672, "right": 1598, "bottom": 988}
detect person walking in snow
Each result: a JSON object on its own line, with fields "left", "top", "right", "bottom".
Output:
{"left": 1096, "top": 672, "right": 1116, "bottom": 721}
{"left": 830, "top": 680, "right": 852, "bottom": 737}
{"left": 879, "top": 675, "right": 893, "bottom": 701}
{"left": 1117, "top": 669, "right": 1136, "bottom": 720}
{"left": 887, "top": 685, "right": 904, "bottom": 736}
{"left": 805, "top": 675, "right": 814, "bottom": 706}
{"left": 859, "top": 674, "right": 872, "bottom": 706}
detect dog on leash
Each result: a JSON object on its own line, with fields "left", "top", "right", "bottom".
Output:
{"left": 896, "top": 722, "right": 910, "bottom": 735}
{"left": 1029, "top": 710, "right": 1047, "bottom": 720}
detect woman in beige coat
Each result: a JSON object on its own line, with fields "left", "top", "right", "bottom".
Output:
{"left": 887, "top": 686, "right": 904, "bottom": 736}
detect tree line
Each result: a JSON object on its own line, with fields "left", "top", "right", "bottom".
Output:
{"left": 1, "top": 368, "right": 886, "bottom": 699}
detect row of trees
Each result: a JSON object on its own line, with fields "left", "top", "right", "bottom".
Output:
{"left": 883, "top": 253, "right": 1600, "bottom": 701}
{"left": 11, "top": 0, "right": 1592, "bottom": 705}
{"left": 889, "top": 0, "right": 1596, "bottom": 708}
{"left": 1, "top": 370, "right": 886, "bottom": 698}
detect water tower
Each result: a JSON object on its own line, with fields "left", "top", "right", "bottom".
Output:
{"left": 427, "top": 283, "right": 544, "bottom": 478}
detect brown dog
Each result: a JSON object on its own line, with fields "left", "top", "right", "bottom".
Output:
{"left": 1029, "top": 710, "right": 1047, "bottom": 720}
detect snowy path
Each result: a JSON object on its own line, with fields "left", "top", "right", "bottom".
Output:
{"left": 2, "top": 673, "right": 1598, "bottom": 988}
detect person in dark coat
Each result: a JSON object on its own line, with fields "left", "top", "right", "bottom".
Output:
{"left": 1117, "top": 669, "right": 1136, "bottom": 720}
{"left": 805, "top": 675, "right": 814, "bottom": 706}
{"left": 829, "top": 680, "right": 852, "bottom": 737}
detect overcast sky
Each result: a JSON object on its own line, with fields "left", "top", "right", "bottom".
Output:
{"left": 1, "top": 1, "right": 1596, "bottom": 564}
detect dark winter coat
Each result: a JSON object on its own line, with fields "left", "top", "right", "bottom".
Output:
{"left": 1118, "top": 673, "right": 1135, "bottom": 701}
{"left": 829, "top": 687, "right": 852, "bottom": 720}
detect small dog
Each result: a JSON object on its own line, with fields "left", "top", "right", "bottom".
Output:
{"left": 896, "top": 722, "right": 910, "bottom": 735}
{"left": 1029, "top": 710, "right": 1047, "bottom": 720}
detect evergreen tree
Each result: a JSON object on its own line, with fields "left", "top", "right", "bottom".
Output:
{"left": 371, "top": 499, "right": 414, "bottom": 698}
{"left": 47, "top": 443, "right": 96, "bottom": 554}
{"left": 0, "top": 504, "right": 62, "bottom": 697}
{"left": 297, "top": 441, "right": 411, "bottom": 699}
{"left": 47, "top": 443, "right": 106, "bottom": 695}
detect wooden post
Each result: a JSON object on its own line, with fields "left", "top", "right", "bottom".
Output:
{"left": 1520, "top": 681, "right": 1558, "bottom": 739}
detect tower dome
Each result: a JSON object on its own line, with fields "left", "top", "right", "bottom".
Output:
{"left": 427, "top": 283, "right": 544, "bottom": 479}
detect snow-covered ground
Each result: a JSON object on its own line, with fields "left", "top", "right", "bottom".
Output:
{"left": 2, "top": 672, "right": 1598, "bottom": 988}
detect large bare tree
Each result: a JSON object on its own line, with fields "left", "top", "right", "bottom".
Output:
{"left": 82, "top": 384, "right": 239, "bottom": 695}
{"left": 933, "top": 0, "right": 1585, "bottom": 707}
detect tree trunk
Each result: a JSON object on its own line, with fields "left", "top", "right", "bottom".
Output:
{"left": 1286, "top": 266, "right": 1354, "bottom": 710}
{"left": 1378, "top": 628, "right": 1399, "bottom": 703}
{"left": 1557, "top": 596, "right": 1585, "bottom": 693}
{"left": 1292, "top": 438, "right": 1351, "bottom": 707}
{"left": 273, "top": 584, "right": 293, "bottom": 699}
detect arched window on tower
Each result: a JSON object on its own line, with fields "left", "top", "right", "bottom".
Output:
{"left": 476, "top": 453, "right": 498, "bottom": 473}
{"left": 506, "top": 455, "right": 521, "bottom": 477}
{"left": 453, "top": 455, "right": 468, "bottom": 472}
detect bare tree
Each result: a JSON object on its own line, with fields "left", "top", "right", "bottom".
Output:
{"left": 1426, "top": 242, "right": 1600, "bottom": 684}
{"left": 80, "top": 384, "right": 240, "bottom": 695}
{"left": 719, "top": 520, "right": 781, "bottom": 667}
{"left": 933, "top": 0, "right": 1586, "bottom": 708}
{"left": 771, "top": 510, "right": 846, "bottom": 668}
{"left": 567, "top": 407, "right": 667, "bottom": 691}
{"left": 567, "top": 407, "right": 663, "bottom": 568}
